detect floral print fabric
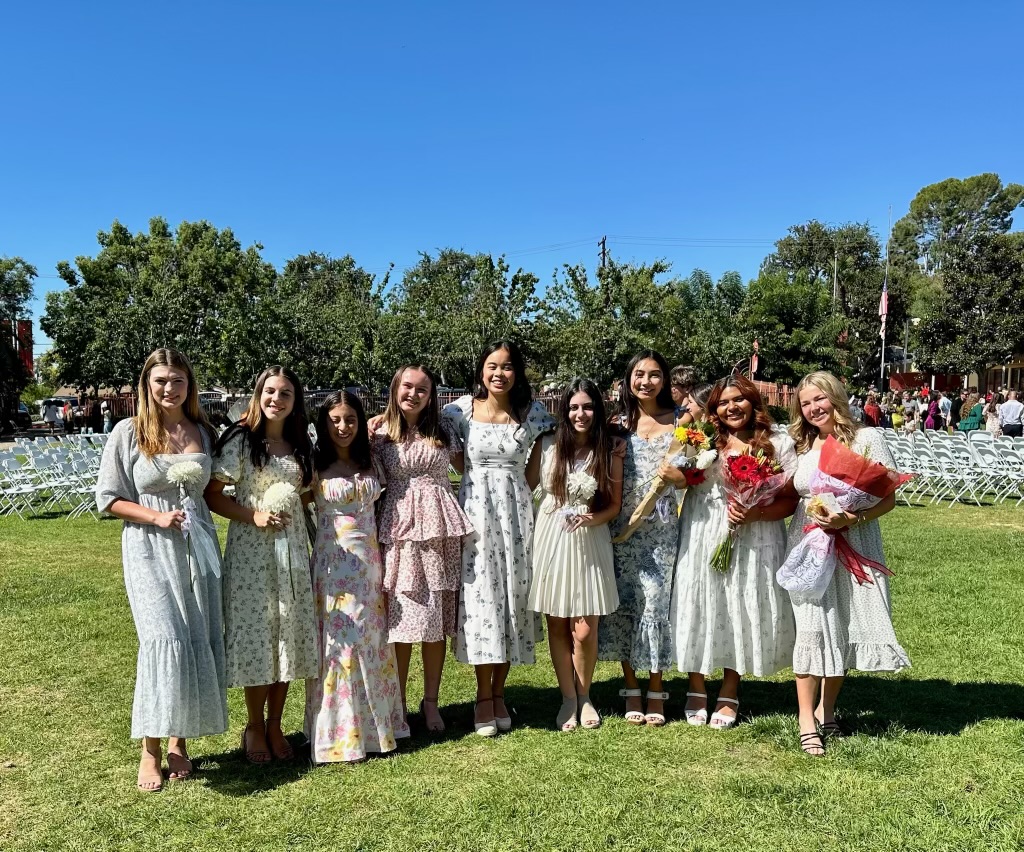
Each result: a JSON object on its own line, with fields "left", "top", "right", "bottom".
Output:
{"left": 304, "top": 472, "right": 409, "bottom": 763}
{"left": 443, "top": 395, "right": 555, "bottom": 665}
{"left": 212, "top": 432, "right": 318, "bottom": 687}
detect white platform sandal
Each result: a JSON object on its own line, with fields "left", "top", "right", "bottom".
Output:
{"left": 684, "top": 692, "right": 708, "bottom": 727}
{"left": 644, "top": 690, "right": 669, "bottom": 727}
{"left": 709, "top": 696, "right": 739, "bottom": 730}
{"left": 619, "top": 688, "right": 645, "bottom": 725}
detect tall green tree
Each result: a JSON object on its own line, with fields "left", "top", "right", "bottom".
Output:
{"left": 913, "top": 233, "right": 1024, "bottom": 377}
{"left": 41, "top": 218, "right": 279, "bottom": 393}
{"left": 1, "top": 257, "right": 37, "bottom": 419}
{"left": 891, "top": 174, "right": 1024, "bottom": 272}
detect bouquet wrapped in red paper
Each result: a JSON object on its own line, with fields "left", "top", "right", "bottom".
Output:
{"left": 708, "top": 448, "right": 789, "bottom": 573}
{"left": 776, "top": 435, "right": 913, "bottom": 600}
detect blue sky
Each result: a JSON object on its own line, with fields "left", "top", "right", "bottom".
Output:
{"left": 3, "top": 1, "right": 1022, "bottom": 355}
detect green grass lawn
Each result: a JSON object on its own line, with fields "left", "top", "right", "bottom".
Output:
{"left": 2, "top": 504, "right": 1023, "bottom": 851}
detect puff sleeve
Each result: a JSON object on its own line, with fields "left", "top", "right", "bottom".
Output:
{"left": 523, "top": 400, "right": 556, "bottom": 446}
{"left": 211, "top": 431, "right": 244, "bottom": 485}
{"left": 95, "top": 419, "right": 140, "bottom": 513}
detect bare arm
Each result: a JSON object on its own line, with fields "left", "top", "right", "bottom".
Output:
{"left": 204, "top": 479, "right": 281, "bottom": 529}
{"left": 449, "top": 451, "right": 465, "bottom": 476}
{"left": 106, "top": 498, "right": 185, "bottom": 530}
{"left": 525, "top": 441, "right": 543, "bottom": 491}
{"left": 578, "top": 452, "right": 624, "bottom": 528}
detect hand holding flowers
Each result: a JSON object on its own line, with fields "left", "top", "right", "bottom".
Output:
{"left": 257, "top": 481, "right": 297, "bottom": 530}
{"left": 560, "top": 470, "right": 599, "bottom": 533}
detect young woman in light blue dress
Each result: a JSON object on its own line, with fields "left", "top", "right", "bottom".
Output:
{"left": 96, "top": 348, "right": 227, "bottom": 793}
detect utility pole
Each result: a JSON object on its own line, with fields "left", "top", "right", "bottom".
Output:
{"left": 832, "top": 246, "right": 839, "bottom": 305}
{"left": 599, "top": 236, "right": 607, "bottom": 269}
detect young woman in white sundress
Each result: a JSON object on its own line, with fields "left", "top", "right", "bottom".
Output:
{"left": 672, "top": 374, "right": 798, "bottom": 731}
{"left": 528, "top": 378, "right": 623, "bottom": 732}
{"left": 205, "top": 366, "right": 318, "bottom": 765}
{"left": 442, "top": 340, "right": 554, "bottom": 736}
{"left": 786, "top": 371, "right": 910, "bottom": 757}
{"left": 597, "top": 350, "right": 685, "bottom": 727}
{"left": 95, "top": 348, "right": 227, "bottom": 793}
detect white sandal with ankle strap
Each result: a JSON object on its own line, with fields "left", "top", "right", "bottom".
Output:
{"left": 644, "top": 690, "right": 669, "bottom": 727}
{"left": 618, "top": 688, "right": 645, "bottom": 725}
{"left": 684, "top": 691, "right": 708, "bottom": 727}
{"left": 709, "top": 696, "right": 739, "bottom": 730}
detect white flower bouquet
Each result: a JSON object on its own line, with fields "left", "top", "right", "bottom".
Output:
{"left": 165, "top": 460, "right": 220, "bottom": 580}
{"left": 261, "top": 482, "right": 298, "bottom": 514}
{"left": 559, "top": 469, "right": 599, "bottom": 531}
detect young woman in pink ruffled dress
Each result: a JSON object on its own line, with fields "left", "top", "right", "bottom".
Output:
{"left": 372, "top": 366, "right": 473, "bottom": 732}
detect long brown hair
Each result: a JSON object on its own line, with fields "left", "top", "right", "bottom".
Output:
{"left": 617, "top": 350, "right": 675, "bottom": 431}
{"left": 789, "top": 371, "right": 861, "bottom": 454}
{"left": 134, "top": 348, "right": 212, "bottom": 458}
{"left": 381, "top": 365, "right": 447, "bottom": 447}
{"left": 707, "top": 374, "right": 776, "bottom": 459}
{"left": 549, "top": 378, "right": 613, "bottom": 510}
{"left": 215, "top": 365, "right": 313, "bottom": 486}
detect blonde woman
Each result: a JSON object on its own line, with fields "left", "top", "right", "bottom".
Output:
{"left": 786, "top": 371, "right": 910, "bottom": 756}
{"left": 95, "top": 348, "right": 227, "bottom": 792}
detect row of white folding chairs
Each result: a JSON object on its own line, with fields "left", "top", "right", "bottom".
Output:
{"left": 884, "top": 432, "right": 1024, "bottom": 507}
{"left": 0, "top": 450, "right": 100, "bottom": 520}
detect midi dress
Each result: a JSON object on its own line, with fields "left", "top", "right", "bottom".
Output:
{"left": 212, "top": 432, "right": 318, "bottom": 687}
{"left": 527, "top": 436, "right": 618, "bottom": 618}
{"left": 304, "top": 471, "right": 410, "bottom": 763}
{"left": 95, "top": 419, "right": 228, "bottom": 739}
{"left": 671, "top": 430, "right": 797, "bottom": 676}
{"left": 442, "top": 395, "right": 555, "bottom": 665}
{"left": 597, "top": 425, "right": 682, "bottom": 673}
{"left": 786, "top": 427, "right": 911, "bottom": 677}
{"left": 372, "top": 428, "right": 474, "bottom": 643}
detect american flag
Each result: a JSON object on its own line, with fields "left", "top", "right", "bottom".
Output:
{"left": 878, "top": 277, "right": 888, "bottom": 339}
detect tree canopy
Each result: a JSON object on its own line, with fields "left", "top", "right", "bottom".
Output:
{"left": 1, "top": 257, "right": 36, "bottom": 417}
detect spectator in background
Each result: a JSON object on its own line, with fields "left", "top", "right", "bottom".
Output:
{"left": 998, "top": 390, "right": 1023, "bottom": 438}
{"left": 62, "top": 400, "right": 75, "bottom": 434}
{"left": 939, "top": 391, "right": 952, "bottom": 430}
{"left": 923, "top": 391, "right": 942, "bottom": 431}
{"left": 101, "top": 399, "right": 114, "bottom": 434}
{"left": 902, "top": 392, "right": 920, "bottom": 431}
{"left": 43, "top": 399, "right": 60, "bottom": 433}
{"left": 670, "top": 365, "right": 697, "bottom": 421}
{"left": 863, "top": 393, "right": 882, "bottom": 427}
{"left": 984, "top": 392, "right": 1003, "bottom": 436}
{"left": 849, "top": 397, "right": 865, "bottom": 424}
{"left": 948, "top": 390, "right": 965, "bottom": 433}
{"left": 958, "top": 393, "right": 983, "bottom": 432}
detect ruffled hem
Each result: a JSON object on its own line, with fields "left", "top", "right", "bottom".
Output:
{"left": 598, "top": 616, "right": 673, "bottom": 674}
{"left": 792, "top": 639, "right": 911, "bottom": 678}
{"left": 131, "top": 637, "right": 228, "bottom": 739}
{"left": 378, "top": 484, "right": 473, "bottom": 543}
{"left": 382, "top": 538, "right": 462, "bottom": 593}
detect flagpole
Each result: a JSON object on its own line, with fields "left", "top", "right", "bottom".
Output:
{"left": 880, "top": 206, "right": 891, "bottom": 387}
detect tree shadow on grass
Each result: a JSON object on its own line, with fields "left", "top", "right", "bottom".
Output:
{"left": 485, "top": 677, "right": 1024, "bottom": 738}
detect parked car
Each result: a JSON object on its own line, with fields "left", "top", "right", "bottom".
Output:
{"left": 16, "top": 403, "right": 32, "bottom": 429}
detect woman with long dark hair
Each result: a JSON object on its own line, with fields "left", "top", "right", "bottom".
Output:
{"left": 96, "top": 348, "right": 227, "bottom": 791}
{"left": 205, "top": 365, "right": 316, "bottom": 764}
{"left": 597, "top": 350, "right": 685, "bottom": 727}
{"left": 527, "top": 378, "right": 623, "bottom": 731}
{"left": 671, "top": 374, "right": 797, "bottom": 730}
{"left": 442, "top": 340, "right": 555, "bottom": 736}
{"left": 303, "top": 391, "right": 409, "bottom": 763}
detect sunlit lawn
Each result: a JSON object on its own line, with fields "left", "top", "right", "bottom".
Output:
{"left": 1, "top": 503, "right": 1023, "bottom": 851}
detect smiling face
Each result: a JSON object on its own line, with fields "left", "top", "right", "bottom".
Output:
{"left": 327, "top": 403, "right": 359, "bottom": 452}
{"left": 715, "top": 385, "right": 755, "bottom": 434}
{"left": 397, "top": 368, "right": 431, "bottom": 419}
{"left": 260, "top": 374, "right": 295, "bottom": 421}
{"left": 799, "top": 383, "right": 836, "bottom": 433}
{"left": 630, "top": 359, "right": 664, "bottom": 402}
{"left": 148, "top": 366, "right": 189, "bottom": 415}
{"left": 567, "top": 390, "right": 596, "bottom": 435}
{"left": 482, "top": 348, "right": 516, "bottom": 398}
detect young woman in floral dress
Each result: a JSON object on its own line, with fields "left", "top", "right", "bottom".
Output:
{"left": 443, "top": 340, "right": 555, "bottom": 736}
{"left": 304, "top": 391, "right": 409, "bottom": 763}
{"left": 205, "top": 366, "right": 317, "bottom": 765}
{"left": 372, "top": 366, "right": 473, "bottom": 733}
{"left": 528, "top": 379, "right": 623, "bottom": 732}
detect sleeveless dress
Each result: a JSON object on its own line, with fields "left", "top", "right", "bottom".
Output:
{"left": 304, "top": 472, "right": 409, "bottom": 763}
{"left": 527, "top": 436, "right": 619, "bottom": 618}
{"left": 372, "top": 428, "right": 473, "bottom": 643}
{"left": 212, "top": 433, "right": 318, "bottom": 687}
{"left": 442, "top": 395, "right": 555, "bottom": 665}
{"left": 95, "top": 419, "right": 228, "bottom": 739}
{"left": 597, "top": 424, "right": 682, "bottom": 673}
{"left": 670, "top": 429, "right": 797, "bottom": 676}
{"left": 786, "top": 427, "right": 911, "bottom": 676}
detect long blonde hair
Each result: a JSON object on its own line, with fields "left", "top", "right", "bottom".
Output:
{"left": 789, "top": 371, "right": 861, "bottom": 453}
{"left": 134, "top": 348, "right": 211, "bottom": 458}
{"left": 380, "top": 365, "right": 446, "bottom": 447}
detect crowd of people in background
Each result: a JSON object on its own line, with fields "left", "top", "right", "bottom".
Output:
{"left": 96, "top": 343, "right": 914, "bottom": 792}
{"left": 846, "top": 386, "right": 1024, "bottom": 438}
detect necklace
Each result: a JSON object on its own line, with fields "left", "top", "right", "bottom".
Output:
{"left": 637, "top": 412, "right": 671, "bottom": 441}
{"left": 485, "top": 398, "right": 517, "bottom": 454}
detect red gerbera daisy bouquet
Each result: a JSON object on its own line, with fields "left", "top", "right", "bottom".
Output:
{"left": 709, "top": 448, "right": 789, "bottom": 573}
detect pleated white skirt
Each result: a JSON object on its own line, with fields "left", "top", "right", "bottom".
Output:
{"left": 528, "top": 497, "right": 619, "bottom": 618}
